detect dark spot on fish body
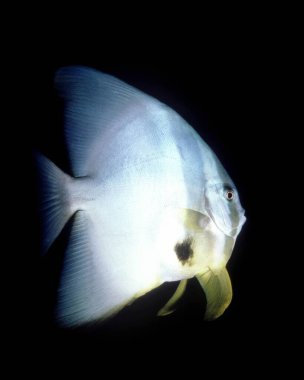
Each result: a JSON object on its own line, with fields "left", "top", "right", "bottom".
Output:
{"left": 175, "top": 237, "right": 194, "bottom": 265}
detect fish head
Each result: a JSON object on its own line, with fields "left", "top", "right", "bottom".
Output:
{"left": 182, "top": 134, "right": 246, "bottom": 273}
{"left": 159, "top": 139, "right": 246, "bottom": 275}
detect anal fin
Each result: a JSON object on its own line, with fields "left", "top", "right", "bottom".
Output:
{"left": 55, "top": 211, "right": 129, "bottom": 327}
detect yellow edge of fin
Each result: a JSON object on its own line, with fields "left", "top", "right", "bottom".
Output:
{"left": 196, "top": 267, "right": 232, "bottom": 321}
{"left": 157, "top": 280, "right": 188, "bottom": 317}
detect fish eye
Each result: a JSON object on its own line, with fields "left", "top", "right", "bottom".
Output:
{"left": 224, "top": 188, "right": 234, "bottom": 201}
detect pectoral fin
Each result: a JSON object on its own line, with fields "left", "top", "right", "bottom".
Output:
{"left": 157, "top": 280, "right": 187, "bottom": 316}
{"left": 196, "top": 267, "right": 232, "bottom": 320}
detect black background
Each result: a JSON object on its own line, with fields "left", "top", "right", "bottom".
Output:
{"left": 10, "top": 19, "right": 294, "bottom": 373}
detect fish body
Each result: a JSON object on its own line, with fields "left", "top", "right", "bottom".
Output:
{"left": 37, "top": 66, "right": 246, "bottom": 327}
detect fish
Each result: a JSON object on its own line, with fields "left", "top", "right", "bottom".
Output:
{"left": 36, "top": 66, "right": 246, "bottom": 328}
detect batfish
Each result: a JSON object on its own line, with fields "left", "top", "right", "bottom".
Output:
{"left": 37, "top": 66, "right": 246, "bottom": 327}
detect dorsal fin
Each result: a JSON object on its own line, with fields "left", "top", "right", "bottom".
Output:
{"left": 55, "top": 66, "right": 168, "bottom": 177}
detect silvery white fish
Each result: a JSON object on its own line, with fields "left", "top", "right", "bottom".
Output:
{"left": 37, "top": 66, "right": 246, "bottom": 327}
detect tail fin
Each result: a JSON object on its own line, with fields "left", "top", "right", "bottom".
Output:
{"left": 35, "top": 153, "right": 73, "bottom": 255}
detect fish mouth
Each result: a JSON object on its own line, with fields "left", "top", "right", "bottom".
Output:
{"left": 196, "top": 266, "right": 232, "bottom": 320}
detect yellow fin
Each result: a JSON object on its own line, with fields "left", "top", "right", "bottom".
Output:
{"left": 157, "top": 280, "right": 187, "bottom": 316}
{"left": 180, "top": 209, "right": 210, "bottom": 232}
{"left": 196, "top": 267, "right": 232, "bottom": 320}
